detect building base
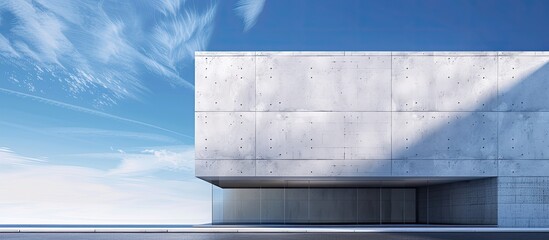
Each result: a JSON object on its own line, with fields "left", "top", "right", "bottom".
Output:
{"left": 211, "top": 178, "right": 497, "bottom": 225}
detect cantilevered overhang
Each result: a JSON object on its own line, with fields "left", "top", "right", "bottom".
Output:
{"left": 199, "top": 176, "right": 491, "bottom": 188}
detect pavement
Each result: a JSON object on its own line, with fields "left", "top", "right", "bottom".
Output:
{"left": 1, "top": 226, "right": 549, "bottom": 233}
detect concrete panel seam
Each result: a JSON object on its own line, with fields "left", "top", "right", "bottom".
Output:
{"left": 391, "top": 51, "right": 393, "bottom": 175}
{"left": 255, "top": 53, "right": 257, "bottom": 176}
{"left": 497, "top": 52, "right": 499, "bottom": 174}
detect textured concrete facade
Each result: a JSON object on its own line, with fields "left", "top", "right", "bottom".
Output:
{"left": 417, "top": 178, "right": 497, "bottom": 225}
{"left": 196, "top": 51, "right": 549, "bottom": 227}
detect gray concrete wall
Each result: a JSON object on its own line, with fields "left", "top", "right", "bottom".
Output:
{"left": 498, "top": 177, "right": 549, "bottom": 227}
{"left": 417, "top": 178, "right": 497, "bottom": 225}
{"left": 196, "top": 51, "right": 549, "bottom": 227}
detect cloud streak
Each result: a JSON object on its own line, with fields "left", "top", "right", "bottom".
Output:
{"left": 0, "top": 147, "right": 46, "bottom": 165}
{"left": 148, "top": 1, "right": 217, "bottom": 89}
{"left": 46, "top": 127, "right": 181, "bottom": 143}
{"left": 234, "top": 0, "right": 266, "bottom": 31}
{"left": 0, "top": 34, "right": 19, "bottom": 57}
{"left": 0, "top": 0, "right": 218, "bottom": 105}
{"left": 0, "top": 87, "right": 191, "bottom": 139}
{"left": 1, "top": 0, "right": 74, "bottom": 65}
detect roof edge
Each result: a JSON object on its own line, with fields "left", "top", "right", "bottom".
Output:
{"left": 195, "top": 51, "right": 549, "bottom": 57}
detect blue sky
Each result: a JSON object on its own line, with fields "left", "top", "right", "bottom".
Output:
{"left": 0, "top": 0, "right": 548, "bottom": 224}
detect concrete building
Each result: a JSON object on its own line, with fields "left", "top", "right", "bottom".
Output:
{"left": 195, "top": 51, "right": 549, "bottom": 227}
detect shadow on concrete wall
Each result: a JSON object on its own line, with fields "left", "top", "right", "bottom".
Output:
{"left": 391, "top": 61, "right": 549, "bottom": 225}
{"left": 392, "top": 61, "right": 549, "bottom": 165}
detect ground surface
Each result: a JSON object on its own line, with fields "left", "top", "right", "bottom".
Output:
{"left": 2, "top": 233, "right": 549, "bottom": 240}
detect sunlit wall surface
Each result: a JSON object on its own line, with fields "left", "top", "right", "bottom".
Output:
{"left": 196, "top": 52, "right": 549, "bottom": 227}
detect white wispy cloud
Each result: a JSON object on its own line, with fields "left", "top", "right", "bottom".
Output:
{"left": 2, "top": 0, "right": 74, "bottom": 65}
{"left": 0, "top": 147, "right": 46, "bottom": 165}
{"left": 57, "top": 145, "right": 195, "bottom": 176}
{"left": 153, "top": 0, "right": 185, "bottom": 16}
{"left": 0, "top": 147, "right": 210, "bottom": 224}
{"left": 109, "top": 146, "right": 195, "bottom": 176}
{"left": 234, "top": 0, "right": 266, "bottom": 31}
{"left": 46, "top": 127, "right": 180, "bottom": 143}
{"left": 0, "top": 34, "right": 19, "bottom": 57}
{"left": 0, "top": 0, "right": 218, "bottom": 105}
{"left": 0, "top": 87, "right": 191, "bottom": 139}
{"left": 31, "top": 0, "right": 84, "bottom": 25}
{"left": 147, "top": 1, "right": 217, "bottom": 88}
